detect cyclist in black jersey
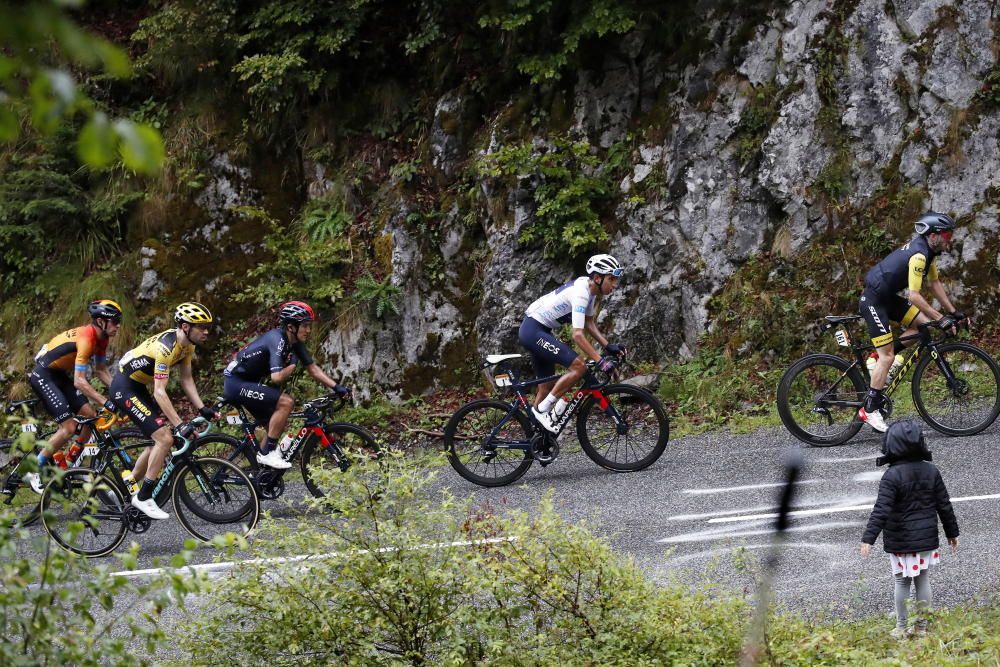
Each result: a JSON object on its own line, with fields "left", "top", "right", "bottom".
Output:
{"left": 857, "top": 212, "right": 965, "bottom": 432}
{"left": 223, "top": 301, "right": 349, "bottom": 469}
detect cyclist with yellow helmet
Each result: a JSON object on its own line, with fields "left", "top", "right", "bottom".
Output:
{"left": 20, "top": 299, "right": 123, "bottom": 493}
{"left": 110, "top": 302, "right": 218, "bottom": 520}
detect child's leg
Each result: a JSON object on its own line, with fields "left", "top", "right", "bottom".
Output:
{"left": 893, "top": 573, "right": 912, "bottom": 629}
{"left": 913, "top": 569, "right": 932, "bottom": 630}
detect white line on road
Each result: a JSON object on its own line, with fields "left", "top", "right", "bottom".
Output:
{"left": 812, "top": 454, "right": 879, "bottom": 463}
{"left": 681, "top": 480, "right": 821, "bottom": 495}
{"left": 706, "top": 492, "right": 1000, "bottom": 524}
{"left": 658, "top": 521, "right": 863, "bottom": 544}
{"left": 108, "top": 536, "right": 517, "bottom": 580}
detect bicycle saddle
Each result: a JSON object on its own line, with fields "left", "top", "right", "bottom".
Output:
{"left": 5, "top": 398, "right": 40, "bottom": 413}
{"left": 824, "top": 315, "right": 863, "bottom": 324}
{"left": 484, "top": 354, "right": 522, "bottom": 366}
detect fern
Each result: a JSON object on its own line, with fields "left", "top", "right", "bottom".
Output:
{"left": 351, "top": 274, "right": 402, "bottom": 320}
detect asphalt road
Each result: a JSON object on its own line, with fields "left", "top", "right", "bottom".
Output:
{"left": 13, "top": 420, "right": 1000, "bottom": 622}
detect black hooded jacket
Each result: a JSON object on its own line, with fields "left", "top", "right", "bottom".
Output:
{"left": 862, "top": 421, "right": 960, "bottom": 554}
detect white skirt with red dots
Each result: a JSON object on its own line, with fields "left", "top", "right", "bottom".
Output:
{"left": 889, "top": 549, "right": 941, "bottom": 576}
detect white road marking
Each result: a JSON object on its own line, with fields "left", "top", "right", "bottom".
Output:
{"left": 852, "top": 471, "right": 885, "bottom": 482}
{"left": 812, "top": 454, "right": 879, "bottom": 463}
{"left": 681, "top": 480, "right": 821, "bottom": 495}
{"left": 707, "top": 492, "right": 1000, "bottom": 524}
{"left": 658, "top": 521, "right": 863, "bottom": 544}
{"left": 108, "top": 536, "right": 517, "bottom": 580}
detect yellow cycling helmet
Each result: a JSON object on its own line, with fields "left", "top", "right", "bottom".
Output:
{"left": 174, "top": 302, "right": 213, "bottom": 325}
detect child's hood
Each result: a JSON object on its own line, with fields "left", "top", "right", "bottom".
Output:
{"left": 877, "top": 419, "right": 933, "bottom": 466}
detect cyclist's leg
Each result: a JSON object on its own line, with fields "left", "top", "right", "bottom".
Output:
{"left": 897, "top": 303, "right": 930, "bottom": 343}
{"left": 860, "top": 292, "right": 898, "bottom": 390}
{"left": 518, "top": 318, "right": 561, "bottom": 406}
{"left": 111, "top": 375, "right": 168, "bottom": 483}
{"left": 28, "top": 368, "right": 77, "bottom": 463}
{"left": 223, "top": 376, "right": 284, "bottom": 452}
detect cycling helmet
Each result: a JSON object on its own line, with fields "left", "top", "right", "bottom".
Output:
{"left": 586, "top": 254, "right": 624, "bottom": 277}
{"left": 278, "top": 301, "right": 316, "bottom": 324}
{"left": 174, "top": 302, "right": 213, "bottom": 325}
{"left": 88, "top": 298, "right": 123, "bottom": 322}
{"left": 914, "top": 211, "right": 955, "bottom": 236}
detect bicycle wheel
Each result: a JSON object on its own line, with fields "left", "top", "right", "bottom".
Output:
{"left": 443, "top": 399, "right": 533, "bottom": 487}
{"left": 0, "top": 438, "right": 42, "bottom": 527}
{"left": 193, "top": 433, "right": 257, "bottom": 476}
{"left": 172, "top": 457, "right": 259, "bottom": 542}
{"left": 776, "top": 354, "right": 867, "bottom": 446}
{"left": 912, "top": 342, "right": 1000, "bottom": 436}
{"left": 40, "top": 469, "right": 127, "bottom": 557}
{"left": 300, "top": 424, "right": 381, "bottom": 498}
{"left": 576, "top": 385, "right": 669, "bottom": 471}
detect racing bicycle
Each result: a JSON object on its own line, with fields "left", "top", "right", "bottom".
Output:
{"left": 777, "top": 314, "right": 1000, "bottom": 446}
{"left": 193, "top": 393, "right": 380, "bottom": 501}
{"left": 443, "top": 352, "right": 669, "bottom": 487}
{"left": 40, "top": 415, "right": 259, "bottom": 557}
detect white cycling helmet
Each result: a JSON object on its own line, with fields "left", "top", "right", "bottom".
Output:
{"left": 586, "top": 254, "right": 624, "bottom": 277}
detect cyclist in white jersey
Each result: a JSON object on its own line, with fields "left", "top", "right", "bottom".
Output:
{"left": 518, "top": 254, "right": 626, "bottom": 433}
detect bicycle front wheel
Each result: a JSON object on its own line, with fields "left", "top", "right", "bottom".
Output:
{"left": 576, "top": 385, "right": 669, "bottom": 471}
{"left": 40, "top": 469, "right": 127, "bottom": 557}
{"left": 776, "top": 354, "right": 867, "bottom": 447}
{"left": 172, "top": 457, "right": 259, "bottom": 542}
{"left": 193, "top": 433, "right": 257, "bottom": 477}
{"left": 0, "top": 439, "right": 41, "bottom": 527}
{"left": 443, "top": 399, "right": 533, "bottom": 487}
{"left": 300, "top": 424, "right": 381, "bottom": 498}
{"left": 912, "top": 342, "right": 1000, "bottom": 436}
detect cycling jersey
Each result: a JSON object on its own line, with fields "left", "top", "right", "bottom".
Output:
{"left": 118, "top": 329, "right": 194, "bottom": 386}
{"left": 224, "top": 328, "right": 314, "bottom": 383}
{"left": 864, "top": 236, "right": 939, "bottom": 298}
{"left": 34, "top": 324, "right": 109, "bottom": 376}
{"left": 524, "top": 277, "right": 596, "bottom": 329}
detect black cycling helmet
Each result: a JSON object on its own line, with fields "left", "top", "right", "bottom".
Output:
{"left": 88, "top": 299, "right": 123, "bottom": 322}
{"left": 914, "top": 211, "right": 955, "bottom": 236}
{"left": 278, "top": 301, "right": 316, "bottom": 324}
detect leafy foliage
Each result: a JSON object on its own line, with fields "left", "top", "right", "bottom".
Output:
{"left": 348, "top": 273, "right": 403, "bottom": 319}
{"left": 477, "top": 135, "right": 610, "bottom": 258}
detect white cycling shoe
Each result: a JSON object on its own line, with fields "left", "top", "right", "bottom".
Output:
{"left": 858, "top": 407, "right": 888, "bottom": 433}
{"left": 531, "top": 406, "right": 560, "bottom": 434}
{"left": 23, "top": 472, "right": 44, "bottom": 495}
{"left": 256, "top": 449, "right": 292, "bottom": 470}
{"left": 131, "top": 495, "right": 170, "bottom": 520}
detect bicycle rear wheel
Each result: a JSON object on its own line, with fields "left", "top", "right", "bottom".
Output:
{"left": 443, "top": 399, "right": 533, "bottom": 487}
{"left": 193, "top": 433, "right": 257, "bottom": 476}
{"left": 776, "top": 354, "right": 867, "bottom": 446}
{"left": 300, "top": 424, "right": 381, "bottom": 499}
{"left": 172, "top": 457, "right": 259, "bottom": 542}
{"left": 912, "top": 342, "right": 1000, "bottom": 436}
{"left": 576, "top": 385, "right": 669, "bottom": 471}
{"left": 40, "top": 469, "right": 127, "bottom": 557}
{"left": 0, "top": 439, "right": 41, "bottom": 527}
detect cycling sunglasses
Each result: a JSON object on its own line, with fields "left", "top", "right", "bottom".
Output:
{"left": 939, "top": 230, "right": 954, "bottom": 241}
{"left": 608, "top": 268, "right": 624, "bottom": 277}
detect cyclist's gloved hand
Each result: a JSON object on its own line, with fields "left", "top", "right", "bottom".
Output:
{"left": 198, "top": 405, "right": 218, "bottom": 420}
{"left": 103, "top": 399, "right": 118, "bottom": 414}
{"left": 604, "top": 343, "right": 628, "bottom": 359}
{"left": 176, "top": 421, "right": 196, "bottom": 439}
{"left": 332, "top": 383, "right": 351, "bottom": 398}
{"left": 597, "top": 356, "right": 618, "bottom": 373}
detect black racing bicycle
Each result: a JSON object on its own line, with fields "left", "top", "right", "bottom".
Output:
{"left": 777, "top": 314, "right": 1000, "bottom": 446}
{"left": 192, "top": 394, "right": 380, "bottom": 501}
{"left": 40, "top": 416, "right": 259, "bottom": 557}
{"left": 443, "top": 352, "right": 669, "bottom": 487}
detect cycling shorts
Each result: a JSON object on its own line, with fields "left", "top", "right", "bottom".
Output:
{"left": 222, "top": 376, "right": 282, "bottom": 426}
{"left": 28, "top": 366, "right": 87, "bottom": 423}
{"left": 859, "top": 289, "right": 919, "bottom": 348}
{"left": 518, "top": 317, "right": 579, "bottom": 379}
{"left": 110, "top": 374, "right": 168, "bottom": 438}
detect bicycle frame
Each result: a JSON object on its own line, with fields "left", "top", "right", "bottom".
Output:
{"left": 218, "top": 401, "right": 341, "bottom": 465}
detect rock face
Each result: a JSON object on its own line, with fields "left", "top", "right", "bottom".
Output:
{"left": 318, "top": 0, "right": 999, "bottom": 395}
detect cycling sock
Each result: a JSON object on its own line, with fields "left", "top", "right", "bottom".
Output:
{"left": 261, "top": 436, "right": 278, "bottom": 454}
{"left": 36, "top": 452, "right": 50, "bottom": 467}
{"left": 864, "top": 388, "right": 885, "bottom": 412}
{"left": 137, "top": 478, "right": 156, "bottom": 502}
{"left": 538, "top": 394, "right": 558, "bottom": 413}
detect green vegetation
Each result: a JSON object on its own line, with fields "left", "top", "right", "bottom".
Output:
{"left": 476, "top": 134, "right": 611, "bottom": 257}
{"left": 734, "top": 83, "right": 782, "bottom": 166}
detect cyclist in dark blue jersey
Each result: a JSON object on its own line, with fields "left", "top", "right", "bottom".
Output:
{"left": 223, "top": 301, "right": 349, "bottom": 469}
{"left": 857, "top": 212, "right": 964, "bottom": 432}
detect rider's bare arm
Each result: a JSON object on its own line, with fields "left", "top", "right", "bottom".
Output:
{"left": 152, "top": 375, "right": 183, "bottom": 428}
{"left": 928, "top": 279, "right": 957, "bottom": 315}
{"left": 304, "top": 363, "right": 338, "bottom": 391}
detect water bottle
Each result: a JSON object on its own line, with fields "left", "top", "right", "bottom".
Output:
{"left": 53, "top": 451, "right": 68, "bottom": 470}
{"left": 553, "top": 398, "right": 569, "bottom": 417}
{"left": 121, "top": 470, "right": 139, "bottom": 495}
{"left": 885, "top": 355, "right": 905, "bottom": 385}
{"left": 66, "top": 443, "right": 83, "bottom": 464}
{"left": 865, "top": 353, "right": 878, "bottom": 374}
{"left": 278, "top": 434, "right": 295, "bottom": 454}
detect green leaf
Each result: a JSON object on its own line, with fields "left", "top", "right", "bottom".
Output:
{"left": 0, "top": 105, "right": 18, "bottom": 142}
{"left": 113, "top": 119, "right": 165, "bottom": 174}
{"left": 76, "top": 112, "right": 116, "bottom": 168}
